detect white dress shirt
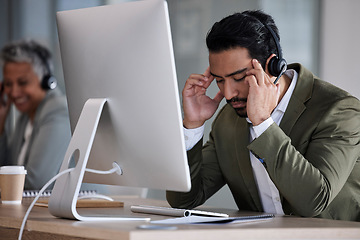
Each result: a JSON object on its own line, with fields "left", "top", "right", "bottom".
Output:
{"left": 184, "top": 69, "right": 298, "bottom": 214}
{"left": 17, "top": 121, "right": 33, "bottom": 166}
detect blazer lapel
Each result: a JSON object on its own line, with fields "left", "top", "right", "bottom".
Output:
{"left": 280, "top": 63, "right": 313, "bottom": 136}
{"left": 279, "top": 97, "right": 306, "bottom": 135}
{"left": 234, "top": 118, "right": 263, "bottom": 212}
{"left": 277, "top": 64, "right": 314, "bottom": 211}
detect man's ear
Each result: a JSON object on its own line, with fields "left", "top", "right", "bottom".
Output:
{"left": 265, "top": 54, "right": 277, "bottom": 77}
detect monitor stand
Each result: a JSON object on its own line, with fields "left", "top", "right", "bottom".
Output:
{"left": 48, "top": 98, "right": 150, "bottom": 221}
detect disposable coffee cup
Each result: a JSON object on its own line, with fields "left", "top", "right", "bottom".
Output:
{"left": 0, "top": 166, "right": 27, "bottom": 204}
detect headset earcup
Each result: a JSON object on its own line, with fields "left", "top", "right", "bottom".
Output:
{"left": 41, "top": 75, "right": 57, "bottom": 90}
{"left": 267, "top": 56, "right": 279, "bottom": 77}
{"left": 268, "top": 56, "right": 287, "bottom": 77}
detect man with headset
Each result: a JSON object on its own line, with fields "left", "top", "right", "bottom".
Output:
{"left": 167, "top": 10, "right": 360, "bottom": 221}
{"left": 0, "top": 40, "right": 71, "bottom": 190}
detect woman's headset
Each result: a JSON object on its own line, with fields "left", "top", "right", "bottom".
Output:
{"left": 31, "top": 44, "right": 57, "bottom": 90}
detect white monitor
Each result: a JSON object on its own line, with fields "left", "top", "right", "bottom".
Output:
{"left": 49, "top": 0, "right": 191, "bottom": 221}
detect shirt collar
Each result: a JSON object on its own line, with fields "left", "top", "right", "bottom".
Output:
{"left": 274, "top": 69, "right": 298, "bottom": 113}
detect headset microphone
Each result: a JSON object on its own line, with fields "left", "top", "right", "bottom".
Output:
{"left": 273, "top": 65, "right": 286, "bottom": 84}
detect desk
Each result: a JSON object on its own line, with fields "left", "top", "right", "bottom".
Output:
{"left": 1, "top": 197, "right": 360, "bottom": 240}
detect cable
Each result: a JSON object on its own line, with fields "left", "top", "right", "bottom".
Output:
{"left": 18, "top": 168, "right": 74, "bottom": 240}
{"left": 85, "top": 167, "right": 117, "bottom": 175}
{"left": 77, "top": 193, "right": 114, "bottom": 201}
{"left": 18, "top": 165, "right": 119, "bottom": 240}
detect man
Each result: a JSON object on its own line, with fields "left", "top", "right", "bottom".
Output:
{"left": 166, "top": 10, "right": 360, "bottom": 221}
{"left": 0, "top": 40, "right": 71, "bottom": 190}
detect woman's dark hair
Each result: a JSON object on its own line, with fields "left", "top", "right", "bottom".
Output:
{"left": 206, "top": 10, "right": 281, "bottom": 69}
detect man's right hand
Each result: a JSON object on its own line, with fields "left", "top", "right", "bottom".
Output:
{"left": 182, "top": 67, "right": 224, "bottom": 129}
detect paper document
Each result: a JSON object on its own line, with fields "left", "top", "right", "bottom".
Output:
{"left": 131, "top": 205, "right": 229, "bottom": 217}
{"left": 151, "top": 214, "right": 275, "bottom": 225}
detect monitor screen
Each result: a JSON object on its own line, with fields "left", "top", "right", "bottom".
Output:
{"left": 49, "top": 0, "right": 191, "bottom": 220}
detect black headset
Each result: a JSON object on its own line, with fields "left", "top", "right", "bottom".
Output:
{"left": 33, "top": 45, "right": 57, "bottom": 90}
{"left": 242, "top": 13, "right": 287, "bottom": 83}
{"left": 40, "top": 62, "right": 57, "bottom": 90}
{"left": 264, "top": 24, "right": 287, "bottom": 82}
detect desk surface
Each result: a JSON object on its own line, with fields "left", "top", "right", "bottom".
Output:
{"left": 1, "top": 196, "right": 360, "bottom": 240}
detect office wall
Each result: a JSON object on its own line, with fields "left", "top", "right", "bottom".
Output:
{"left": 320, "top": 0, "right": 360, "bottom": 99}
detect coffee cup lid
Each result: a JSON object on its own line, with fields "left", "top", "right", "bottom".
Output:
{"left": 0, "top": 166, "right": 27, "bottom": 174}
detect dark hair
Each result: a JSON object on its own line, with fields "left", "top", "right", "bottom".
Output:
{"left": 206, "top": 10, "right": 281, "bottom": 69}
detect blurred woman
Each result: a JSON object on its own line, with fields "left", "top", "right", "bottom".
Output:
{"left": 0, "top": 40, "right": 71, "bottom": 190}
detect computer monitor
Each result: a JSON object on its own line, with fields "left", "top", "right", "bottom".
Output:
{"left": 49, "top": 0, "right": 191, "bottom": 221}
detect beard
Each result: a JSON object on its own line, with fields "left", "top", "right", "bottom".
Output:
{"left": 226, "top": 97, "right": 248, "bottom": 118}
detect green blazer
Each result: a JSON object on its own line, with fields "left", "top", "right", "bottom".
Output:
{"left": 167, "top": 63, "right": 360, "bottom": 221}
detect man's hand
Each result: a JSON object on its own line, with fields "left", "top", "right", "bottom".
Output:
{"left": 245, "top": 59, "right": 280, "bottom": 126}
{"left": 182, "top": 67, "right": 224, "bottom": 129}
